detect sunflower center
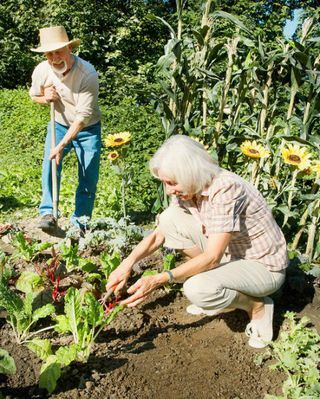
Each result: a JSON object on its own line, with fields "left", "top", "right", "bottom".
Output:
{"left": 249, "top": 149, "right": 259, "bottom": 154}
{"left": 111, "top": 153, "right": 117, "bottom": 158}
{"left": 288, "top": 155, "right": 301, "bottom": 163}
{"left": 114, "top": 138, "right": 124, "bottom": 143}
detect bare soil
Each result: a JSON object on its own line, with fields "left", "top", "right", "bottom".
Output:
{"left": 0, "top": 220, "right": 319, "bottom": 399}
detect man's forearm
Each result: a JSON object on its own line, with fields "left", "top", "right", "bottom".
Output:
{"left": 31, "top": 96, "right": 50, "bottom": 105}
{"left": 58, "top": 120, "right": 85, "bottom": 149}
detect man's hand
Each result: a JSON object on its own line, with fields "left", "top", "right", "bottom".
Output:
{"left": 120, "top": 274, "right": 167, "bottom": 308}
{"left": 44, "top": 85, "right": 60, "bottom": 103}
{"left": 49, "top": 144, "right": 64, "bottom": 165}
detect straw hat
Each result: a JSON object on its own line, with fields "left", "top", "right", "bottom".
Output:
{"left": 31, "top": 26, "right": 81, "bottom": 53}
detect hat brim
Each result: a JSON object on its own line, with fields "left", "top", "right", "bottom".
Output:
{"left": 31, "top": 39, "right": 81, "bottom": 53}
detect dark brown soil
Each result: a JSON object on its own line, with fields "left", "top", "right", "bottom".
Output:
{"left": 1, "top": 280, "right": 320, "bottom": 399}
{"left": 1, "top": 220, "right": 319, "bottom": 399}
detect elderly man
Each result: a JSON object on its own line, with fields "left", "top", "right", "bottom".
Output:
{"left": 30, "top": 26, "right": 101, "bottom": 230}
{"left": 106, "top": 135, "right": 288, "bottom": 348}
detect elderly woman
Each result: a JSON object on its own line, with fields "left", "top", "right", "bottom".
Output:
{"left": 106, "top": 135, "right": 288, "bottom": 348}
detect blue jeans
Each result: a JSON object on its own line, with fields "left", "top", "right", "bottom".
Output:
{"left": 39, "top": 121, "right": 101, "bottom": 226}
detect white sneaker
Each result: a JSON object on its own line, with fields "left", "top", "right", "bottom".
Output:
{"left": 186, "top": 304, "right": 206, "bottom": 315}
{"left": 245, "top": 296, "right": 274, "bottom": 349}
{"left": 186, "top": 304, "right": 232, "bottom": 316}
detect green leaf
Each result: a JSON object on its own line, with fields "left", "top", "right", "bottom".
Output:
{"left": 32, "top": 304, "right": 55, "bottom": 323}
{"left": 78, "top": 259, "right": 97, "bottom": 273}
{"left": 163, "top": 253, "right": 175, "bottom": 271}
{"left": 86, "top": 273, "right": 103, "bottom": 282}
{"left": 0, "top": 348, "right": 16, "bottom": 375}
{"left": 54, "top": 315, "right": 71, "bottom": 334}
{"left": 16, "top": 271, "right": 44, "bottom": 294}
{"left": 281, "top": 352, "right": 298, "bottom": 369}
{"left": 64, "top": 288, "right": 82, "bottom": 340}
{"left": 0, "top": 279, "right": 24, "bottom": 315}
{"left": 27, "top": 339, "right": 52, "bottom": 361}
{"left": 55, "top": 344, "right": 79, "bottom": 366}
{"left": 84, "top": 292, "right": 104, "bottom": 328}
{"left": 39, "top": 355, "right": 61, "bottom": 394}
{"left": 101, "top": 252, "right": 121, "bottom": 279}
{"left": 23, "top": 292, "right": 34, "bottom": 316}
{"left": 142, "top": 270, "right": 158, "bottom": 277}
{"left": 213, "top": 11, "right": 251, "bottom": 36}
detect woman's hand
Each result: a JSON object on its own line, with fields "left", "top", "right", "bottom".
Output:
{"left": 105, "top": 260, "right": 133, "bottom": 297}
{"left": 120, "top": 273, "right": 167, "bottom": 308}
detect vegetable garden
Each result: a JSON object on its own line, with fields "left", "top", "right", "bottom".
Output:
{"left": 0, "top": 1, "right": 319, "bottom": 398}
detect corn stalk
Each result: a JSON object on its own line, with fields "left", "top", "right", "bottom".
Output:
{"left": 215, "top": 36, "right": 240, "bottom": 144}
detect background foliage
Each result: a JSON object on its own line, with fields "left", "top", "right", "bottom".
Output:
{"left": 1, "top": 1, "right": 320, "bottom": 261}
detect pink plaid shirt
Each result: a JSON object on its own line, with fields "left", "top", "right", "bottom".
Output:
{"left": 171, "top": 170, "right": 288, "bottom": 271}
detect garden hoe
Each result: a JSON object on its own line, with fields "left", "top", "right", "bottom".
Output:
{"left": 50, "top": 102, "right": 59, "bottom": 227}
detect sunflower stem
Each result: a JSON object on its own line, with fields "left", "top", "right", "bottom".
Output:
{"left": 282, "top": 168, "right": 298, "bottom": 228}
{"left": 251, "top": 160, "right": 259, "bottom": 185}
{"left": 120, "top": 176, "right": 127, "bottom": 222}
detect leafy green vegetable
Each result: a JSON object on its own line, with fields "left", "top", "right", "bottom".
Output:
{"left": 0, "top": 277, "right": 55, "bottom": 343}
{"left": 0, "top": 348, "right": 16, "bottom": 375}
{"left": 265, "top": 312, "right": 320, "bottom": 399}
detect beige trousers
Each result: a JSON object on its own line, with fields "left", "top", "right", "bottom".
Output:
{"left": 158, "top": 206, "right": 286, "bottom": 311}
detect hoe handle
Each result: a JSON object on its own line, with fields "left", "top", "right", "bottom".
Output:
{"left": 50, "top": 102, "right": 58, "bottom": 220}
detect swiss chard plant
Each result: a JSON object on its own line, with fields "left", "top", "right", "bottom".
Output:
{"left": 0, "top": 270, "right": 55, "bottom": 344}
{"left": 27, "top": 286, "right": 123, "bottom": 394}
{"left": 10, "top": 232, "right": 51, "bottom": 262}
{"left": 0, "top": 348, "right": 16, "bottom": 375}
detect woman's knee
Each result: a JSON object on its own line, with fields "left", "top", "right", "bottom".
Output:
{"left": 183, "top": 275, "right": 221, "bottom": 307}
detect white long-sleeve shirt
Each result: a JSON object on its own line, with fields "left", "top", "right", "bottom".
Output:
{"left": 29, "top": 56, "right": 101, "bottom": 127}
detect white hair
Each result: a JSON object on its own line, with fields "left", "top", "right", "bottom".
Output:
{"left": 149, "top": 135, "right": 220, "bottom": 194}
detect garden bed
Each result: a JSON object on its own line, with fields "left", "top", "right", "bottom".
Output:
{"left": 1, "top": 262, "right": 319, "bottom": 398}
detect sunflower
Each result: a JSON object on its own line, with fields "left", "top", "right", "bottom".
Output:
{"left": 105, "top": 131, "right": 131, "bottom": 148}
{"left": 107, "top": 151, "right": 119, "bottom": 161}
{"left": 281, "top": 144, "right": 311, "bottom": 170}
{"left": 311, "top": 160, "right": 320, "bottom": 178}
{"left": 240, "top": 140, "right": 270, "bottom": 159}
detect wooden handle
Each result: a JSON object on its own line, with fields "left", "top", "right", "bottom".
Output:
{"left": 50, "top": 102, "right": 58, "bottom": 220}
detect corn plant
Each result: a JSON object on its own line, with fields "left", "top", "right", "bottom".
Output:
{"left": 154, "top": 3, "right": 320, "bottom": 262}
